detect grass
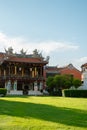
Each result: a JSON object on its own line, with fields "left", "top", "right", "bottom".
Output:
{"left": 0, "top": 96, "right": 87, "bottom": 130}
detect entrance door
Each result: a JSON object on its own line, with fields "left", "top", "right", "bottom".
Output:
{"left": 23, "top": 85, "right": 28, "bottom": 95}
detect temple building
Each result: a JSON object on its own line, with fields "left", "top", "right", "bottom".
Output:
{"left": 0, "top": 47, "right": 48, "bottom": 95}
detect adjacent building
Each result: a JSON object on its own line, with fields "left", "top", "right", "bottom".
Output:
{"left": 58, "top": 64, "right": 81, "bottom": 80}
{"left": 45, "top": 66, "right": 59, "bottom": 78}
{"left": 45, "top": 64, "right": 81, "bottom": 80}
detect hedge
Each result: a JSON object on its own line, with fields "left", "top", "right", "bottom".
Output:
{"left": 49, "top": 89, "right": 62, "bottom": 96}
{"left": 63, "top": 89, "right": 87, "bottom": 98}
{"left": 0, "top": 88, "right": 7, "bottom": 97}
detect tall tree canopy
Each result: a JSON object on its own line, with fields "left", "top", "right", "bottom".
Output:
{"left": 46, "top": 74, "right": 81, "bottom": 91}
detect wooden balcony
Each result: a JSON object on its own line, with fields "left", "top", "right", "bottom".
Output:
{"left": 0, "top": 74, "right": 45, "bottom": 81}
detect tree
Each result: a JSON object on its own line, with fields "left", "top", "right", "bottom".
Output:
{"left": 53, "top": 74, "right": 73, "bottom": 89}
{"left": 46, "top": 75, "right": 63, "bottom": 96}
{"left": 62, "top": 74, "right": 73, "bottom": 89}
{"left": 72, "top": 79, "right": 82, "bottom": 89}
{"left": 46, "top": 74, "right": 82, "bottom": 96}
{"left": 46, "top": 76, "right": 55, "bottom": 92}
{"left": 46, "top": 76, "right": 55, "bottom": 88}
{"left": 53, "top": 75, "right": 63, "bottom": 89}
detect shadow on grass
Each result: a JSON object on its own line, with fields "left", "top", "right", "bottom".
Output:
{"left": 0, "top": 98, "right": 87, "bottom": 128}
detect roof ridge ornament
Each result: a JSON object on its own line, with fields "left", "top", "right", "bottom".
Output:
{"left": 4, "top": 47, "right": 14, "bottom": 55}
{"left": 20, "top": 48, "right": 27, "bottom": 57}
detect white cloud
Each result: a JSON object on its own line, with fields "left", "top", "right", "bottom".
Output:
{"left": 37, "top": 41, "right": 79, "bottom": 54}
{"left": 73, "top": 57, "right": 87, "bottom": 70}
{"left": 0, "top": 32, "right": 79, "bottom": 55}
{"left": 78, "top": 57, "right": 87, "bottom": 63}
{"left": 74, "top": 57, "right": 87, "bottom": 65}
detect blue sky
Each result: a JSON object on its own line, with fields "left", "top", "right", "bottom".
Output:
{"left": 0, "top": 0, "right": 87, "bottom": 70}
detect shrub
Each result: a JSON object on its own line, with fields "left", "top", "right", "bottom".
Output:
{"left": 63, "top": 89, "right": 87, "bottom": 98}
{"left": 49, "top": 89, "right": 62, "bottom": 96}
{"left": 0, "top": 88, "right": 7, "bottom": 97}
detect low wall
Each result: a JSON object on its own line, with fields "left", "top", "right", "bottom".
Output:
{"left": 7, "top": 90, "right": 43, "bottom": 95}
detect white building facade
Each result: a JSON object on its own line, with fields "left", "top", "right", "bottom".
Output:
{"left": 79, "top": 63, "right": 87, "bottom": 90}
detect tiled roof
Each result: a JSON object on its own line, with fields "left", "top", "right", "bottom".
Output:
{"left": 45, "top": 64, "right": 81, "bottom": 80}
{"left": 46, "top": 66, "right": 58, "bottom": 71}
{"left": 58, "top": 64, "right": 80, "bottom": 71}
{"left": 58, "top": 64, "right": 81, "bottom": 80}
{"left": 0, "top": 53, "right": 48, "bottom": 64}
{"left": 8, "top": 57, "right": 47, "bottom": 64}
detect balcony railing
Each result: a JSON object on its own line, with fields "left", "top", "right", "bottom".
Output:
{"left": 0, "top": 74, "right": 45, "bottom": 81}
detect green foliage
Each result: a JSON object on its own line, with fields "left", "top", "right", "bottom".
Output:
{"left": 50, "top": 89, "right": 62, "bottom": 96}
{"left": 0, "top": 88, "right": 7, "bottom": 97}
{"left": 54, "top": 75, "right": 63, "bottom": 88}
{"left": 46, "top": 74, "right": 74, "bottom": 90}
{"left": 46, "top": 76, "right": 55, "bottom": 88}
{"left": 73, "top": 79, "right": 82, "bottom": 89}
{"left": 46, "top": 74, "right": 82, "bottom": 96}
{"left": 62, "top": 74, "right": 73, "bottom": 89}
{"left": 46, "top": 74, "right": 81, "bottom": 90}
{"left": 63, "top": 89, "right": 87, "bottom": 97}
{"left": 46, "top": 76, "right": 55, "bottom": 93}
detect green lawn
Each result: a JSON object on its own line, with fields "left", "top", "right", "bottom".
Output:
{"left": 0, "top": 96, "right": 87, "bottom": 130}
